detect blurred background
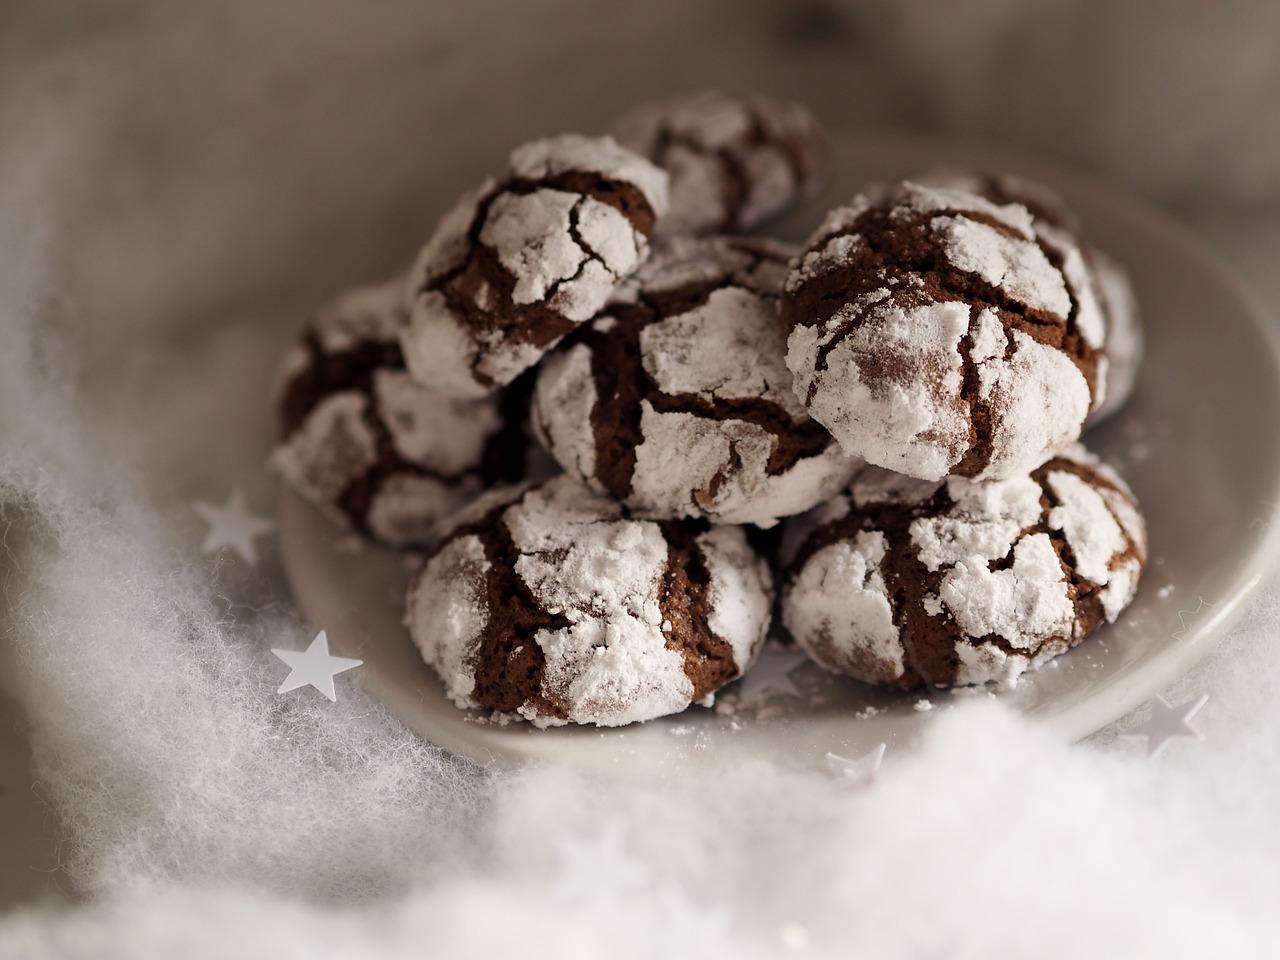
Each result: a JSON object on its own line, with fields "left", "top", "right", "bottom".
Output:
{"left": 2, "top": 0, "right": 1279, "bottom": 917}
{"left": 4, "top": 0, "right": 1279, "bottom": 348}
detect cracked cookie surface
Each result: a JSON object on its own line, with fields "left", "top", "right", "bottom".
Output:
{"left": 406, "top": 474, "right": 773, "bottom": 727}
{"left": 272, "top": 276, "right": 542, "bottom": 548}
{"left": 532, "top": 236, "right": 859, "bottom": 526}
{"left": 779, "top": 444, "right": 1146, "bottom": 690}
{"left": 782, "top": 180, "right": 1104, "bottom": 482}
{"left": 613, "top": 91, "right": 829, "bottom": 236}
{"left": 401, "top": 134, "right": 669, "bottom": 398}
{"left": 913, "top": 170, "right": 1143, "bottom": 425}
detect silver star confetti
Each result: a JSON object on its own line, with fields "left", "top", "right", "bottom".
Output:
{"left": 193, "top": 488, "right": 273, "bottom": 565}
{"left": 271, "top": 631, "right": 362, "bottom": 702}
{"left": 737, "top": 643, "right": 807, "bottom": 704}
{"left": 825, "top": 742, "right": 887, "bottom": 785}
{"left": 1120, "top": 693, "right": 1208, "bottom": 758}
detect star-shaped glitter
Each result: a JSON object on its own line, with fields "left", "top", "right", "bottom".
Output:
{"left": 1120, "top": 693, "right": 1208, "bottom": 758}
{"left": 825, "top": 742, "right": 887, "bottom": 785}
{"left": 271, "top": 631, "right": 362, "bottom": 702}
{"left": 737, "top": 643, "right": 807, "bottom": 703}
{"left": 193, "top": 489, "right": 273, "bottom": 565}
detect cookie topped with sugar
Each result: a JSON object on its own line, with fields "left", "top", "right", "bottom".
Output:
{"left": 406, "top": 474, "right": 773, "bottom": 728}
{"left": 613, "top": 91, "right": 829, "bottom": 236}
{"left": 779, "top": 444, "right": 1147, "bottom": 689}
{"left": 532, "top": 235, "right": 860, "bottom": 526}
{"left": 401, "top": 134, "right": 668, "bottom": 398}
{"left": 782, "top": 180, "right": 1105, "bottom": 482}
{"left": 273, "top": 275, "right": 544, "bottom": 548}
{"left": 912, "top": 170, "right": 1144, "bottom": 424}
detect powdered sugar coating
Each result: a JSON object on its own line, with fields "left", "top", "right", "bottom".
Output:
{"left": 406, "top": 475, "right": 772, "bottom": 728}
{"left": 534, "top": 236, "right": 859, "bottom": 525}
{"left": 402, "top": 134, "right": 668, "bottom": 398}
{"left": 272, "top": 276, "right": 538, "bottom": 548}
{"left": 791, "top": 297, "right": 971, "bottom": 481}
{"left": 699, "top": 525, "right": 773, "bottom": 673}
{"left": 913, "top": 169, "right": 1142, "bottom": 422}
{"left": 781, "top": 531, "right": 904, "bottom": 685}
{"left": 406, "top": 533, "right": 491, "bottom": 705}
{"left": 510, "top": 135, "right": 670, "bottom": 217}
{"left": 1088, "top": 248, "right": 1143, "bottom": 422}
{"left": 274, "top": 392, "right": 377, "bottom": 526}
{"left": 783, "top": 180, "right": 1102, "bottom": 482}
{"left": 613, "top": 91, "right": 829, "bottom": 235}
{"left": 780, "top": 443, "right": 1147, "bottom": 689}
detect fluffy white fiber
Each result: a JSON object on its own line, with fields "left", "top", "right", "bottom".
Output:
{"left": 2, "top": 2, "right": 1280, "bottom": 956}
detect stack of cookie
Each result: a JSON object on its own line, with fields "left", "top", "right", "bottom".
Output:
{"left": 273, "top": 92, "right": 1148, "bottom": 728}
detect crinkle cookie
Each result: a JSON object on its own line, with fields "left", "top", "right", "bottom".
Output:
{"left": 613, "top": 91, "right": 829, "bottom": 236}
{"left": 782, "top": 180, "right": 1106, "bottom": 482}
{"left": 532, "top": 236, "right": 859, "bottom": 526}
{"left": 914, "top": 171, "right": 1143, "bottom": 423}
{"left": 779, "top": 444, "right": 1146, "bottom": 689}
{"left": 273, "top": 277, "right": 539, "bottom": 548}
{"left": 401, "top": 134, "right": 669, "bottom": 398}
{"left": 1086, "top": 246, "right": 1142, "bottom": 423}
{"left": 406, "top": 474, "right": 773, "bottom": 727}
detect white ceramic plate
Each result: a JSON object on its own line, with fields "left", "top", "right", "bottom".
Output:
{"left": 280, "top": 131, "right": 1280, "bottom": 774}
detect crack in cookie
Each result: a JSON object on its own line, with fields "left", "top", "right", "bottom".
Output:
{"left": 272, "top": 277, "right": 536, "bottom": 547}
{"left": 613, "top": 91, "right": 829, "bottom": 236}
{"left": 401, "top": 134, "right": 668, "bottom": 398}
{"left": 406, "top": 476, "right": 773, "bottom": 727}
{"left": 533, "top": 235, "right": 859, "bottom": 526}
{"left": 783, "top": 181, "right": 1102, "bottom": 482}
{"left": 780, "top": 444, "right": 1147, "bottom": 689}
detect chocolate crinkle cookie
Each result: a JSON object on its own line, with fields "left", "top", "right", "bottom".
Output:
{"left": 401, "top": 134, "right": 669, "bottom": 399}
{"left": 1086, "top": 246, "right": 1142, "bottom": 423}
{"left": 782, "top": 180, "right": 1108, "bottom": 482}
{"left": 273, "top": 277, "right": 540, "bottom": 548}
{"left": 532, "top": 235, "right": 859, "bottom": 526}
{"left": 406, "top": 474, "right": 773, "bottom": 727}
{"left": 613, "top": 91, "right": 829, "bottom": 236}
{"left": 779, "top": 444, "right": 1147, "bottom": 689}
{"left": 915, "top": 170, "right": 1143, "bottom": 424}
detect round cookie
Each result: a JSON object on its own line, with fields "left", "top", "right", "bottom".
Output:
{"left": 914, "top": 171, "right": 1143, "bottom": 424}
{"left": 914, "top": 171, "right": 1082, "bottom": 235}
{"left": 782, "top": 180, "right": 1106, "bottom": 482}
{"left": 1087, "top": 246, "right": 1143, "bottom": 424}
{"left": 401, "top": 134, "right": 669, "bottom": 399}
{"left": 612, "top": 91, "right": 829, "bottom": 236}
{"left": 273, "top": 276, "right": 542, "bottom": 548}
{"left": 779, "top": 444, "right": 1146, "bottom": 689}
{"left": 532, "top": 236, "right": 859, "bottom": 526}
{"left": 407, "top": 474, "right": 773, "bottom": 727}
